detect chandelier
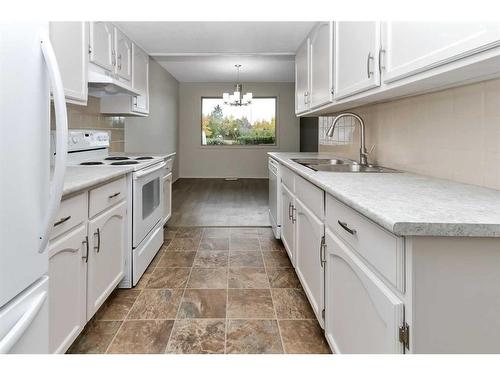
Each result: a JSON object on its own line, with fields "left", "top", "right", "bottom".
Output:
{"left": 223, "top": 64, "right": 253, "bottom": 106}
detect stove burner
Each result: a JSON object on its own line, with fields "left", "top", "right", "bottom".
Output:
{"left": 135, "top": 156, "right": 153, "bottom": 160}
{"left": 105, "top": 156, "right": 130, "bottom": 160}
{"left": 80, "top": 162, "right": 104, "bottom": 165}
{"left": 110, "top": 161, "right": 139, "bottom": 165}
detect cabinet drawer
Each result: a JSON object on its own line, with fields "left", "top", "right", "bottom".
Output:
{"left": 281, "top": 165, "right": 295, "bottom": 192}
{"left": 326, "top": 194, "right": 405, "bottom": 292}
{"left": 295, "top": 176, "right": 324, "bottom": 219}
{"left": 50, "top": 192, "right": 87, "bottom": 240}
{"left": 89, "top": 177, "right": 127, "bottom": 218}
{"left": 164, "top": 157, "right": 174, "bottom": 173}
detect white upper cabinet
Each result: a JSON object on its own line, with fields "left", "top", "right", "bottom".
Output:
{"left": 89, "top": 22, "right": 114, "bottom": 71}
{"left": 324, "top": 229, "right": 404, "bottom": 354}
{"left": 334, "top": 22, "right": 381, "bottom": 100}
{"left": 132, "top": 44, "right": 149, "bottom": 113}
{"left": 295, "top": 37, "right": 310, "bottom": 114}
{"left": 310, "top": 22, "right": 334, "bottom": 108}
{"left": 115, "top": 28, "right": 132, "bottom": 81}
{"left": 49, "top": 22, "right": 88, "bottom": 105}
{"left": 100, "top": 42, "right": 150, "bottom": 116}
{"left": 381, "top": 22, "right": 500, "bottom": 83}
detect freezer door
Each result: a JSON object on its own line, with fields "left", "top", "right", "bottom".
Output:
{"left": 0, "top": 276, "right": 49, "bottom": 354}
{"left": 0, "top": 23, "right": 50, "bottom": 307}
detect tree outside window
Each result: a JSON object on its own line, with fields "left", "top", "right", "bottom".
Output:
{"left": 201, "top": 97, "right": 277, "bottom": 146}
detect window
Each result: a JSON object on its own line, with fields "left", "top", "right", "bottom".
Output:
{"left": 201, "top": 97, "right": 277, "bottom": 146}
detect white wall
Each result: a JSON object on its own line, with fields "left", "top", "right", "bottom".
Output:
{"left": 125, "top": 58, "right": 180, "bottom": 180}
{"left": 320, "top": 78, "right": 500, "bottom": 190}
{"left": 178, "top": 82, "right": 299, "bottom": 178}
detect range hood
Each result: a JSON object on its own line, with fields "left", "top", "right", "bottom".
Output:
{"left": 87, "top": 64, "right": 141, "bottom": 97}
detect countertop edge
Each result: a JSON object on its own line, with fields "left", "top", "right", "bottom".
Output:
{"left": 62, "top": 168, "right": 132, "bottom": 197}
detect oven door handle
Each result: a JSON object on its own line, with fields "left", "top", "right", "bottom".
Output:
{"left": 133, "top": 161, "right": 167, "bottom": 179}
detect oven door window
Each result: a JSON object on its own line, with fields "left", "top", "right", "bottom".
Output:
{"left": 142, "top": 177, "right": 160, "bottom": 220}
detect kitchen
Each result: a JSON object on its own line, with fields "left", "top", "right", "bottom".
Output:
{"left": 2, "top": 1, "right": 500, "bottom": 371}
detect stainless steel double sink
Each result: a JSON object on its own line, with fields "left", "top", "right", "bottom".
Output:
{"left": 291, "top": 158, "right": 400, "bottom": 173}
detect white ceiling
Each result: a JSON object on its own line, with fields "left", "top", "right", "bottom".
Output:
{"left": 114, "top": 22, "right": 317, "bottom": 82}
{"left": 153, "top": 55, "right": 295, "bottom": 83}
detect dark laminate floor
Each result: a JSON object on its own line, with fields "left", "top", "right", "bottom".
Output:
{"left": 169, "top": 178, "right": 270, "bottom": 227}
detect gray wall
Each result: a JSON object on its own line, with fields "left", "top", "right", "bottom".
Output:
{"left": 125, "top": 58, "right": 180, "bottom": 181}
{"left": 178, "top": 82, "right": 299, "bottom": 178}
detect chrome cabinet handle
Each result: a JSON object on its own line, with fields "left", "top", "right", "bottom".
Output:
{"left": 378, "top": 48, "right": 385, "bottom": 75}
{"left": 82, "top": 236, "right": 89, "bottom": 263}
{"left": 319, "top": 236, "right": 326, "bottom": 268}
{"left": 291, "top": 205, "right": 296, "bottom": 223}
{"left": 54, "top": 215, "right": 71, "bottom": 227}
{"left": 117, "top": 54, "right": 122, "bottom": 70}
{"left": 288, "top": 202, "right": 293, "bottom": 220}
{"left": 94, "top": 228, "right": 101, "bottom": 253}
{"left": 367, "top": 52, "right": 374, "bottom": 78}
{"left": 338, "top": 220, "right": 357, "bottom": 235}
{"left": 108, "top": 192, "right": 121, "bottom": 199}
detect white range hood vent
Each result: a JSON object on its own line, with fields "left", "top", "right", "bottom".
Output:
{"left": 87, "top": 64, "right": 141, "bottom": 97}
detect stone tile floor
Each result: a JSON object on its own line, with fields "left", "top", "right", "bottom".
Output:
{"left": 68, "top": 226, "right": 331, "bottom": 354}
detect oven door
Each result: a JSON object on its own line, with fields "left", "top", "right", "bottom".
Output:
{"left": 132, "top": 161, "right": 166, "bottom": 248}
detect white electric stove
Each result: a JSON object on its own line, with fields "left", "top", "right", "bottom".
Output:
{"left": 56, "top": 129, "right": 167, "bottom": 288}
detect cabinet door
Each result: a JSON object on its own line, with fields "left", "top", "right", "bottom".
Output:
{"left": 295, "top": 38, "right": 310, "bottom": 114}
{"left": 381, "top": 22, "right": 500, "bottom": 83}
{"left": 115, "top": 28, "right": 132, "bottom": 81}
{"left": 324, "top": 229, "right": 404, "bottom": 354}
{"left": 87, "top": 201, "right": 126, "bottom": 320}
{"left": 48, "top": 224, "right": 87, "bottom": 353}
{"left": 280, "top": 183, "right": 295, "bottom": 265}
{"left": 294, "top": 198, "right": 324, "bottom": 326}
{"left": 334, "top": 22, "right": 381, "bottom": 100}
{"left": 132, "top": 44, "right": 149, "bottom": 113}
{"left": 310, "top": 22, "right": 334, "bottom": 108}
{"left": 163, "top": 172, "right": 172, "bottom": 224}
{"left": 49, "top": 22, "right": 88, "bottom": 105}
{"left": 89, "top": 22, "right": 114, "bottom": 71}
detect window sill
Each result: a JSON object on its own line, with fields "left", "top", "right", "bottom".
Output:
{"left": 199, "top": 144, "right": 280, "bottom": 150}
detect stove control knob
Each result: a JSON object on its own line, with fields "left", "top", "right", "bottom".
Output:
{"left": 72, "top": 137, "right": 78, "bottom": 144}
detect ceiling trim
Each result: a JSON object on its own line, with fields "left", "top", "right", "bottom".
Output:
{"left": 150, "top": 52, "right": 296, "bottom": 57}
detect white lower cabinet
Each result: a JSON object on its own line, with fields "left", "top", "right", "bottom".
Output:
{"left": 294, "top": 197, "right": 324, "bottom": 327}
{"left": 87, "top": 200, "right": 126, "bottom": 319}
{"left": 48, "top": 224, "right": 87, "bottom": 354}
{"left": 163, "top": 172, "right": 172, "bottom": 224}
{"left": 324, "top": 228, "right": 404, "bottom": 354}
{"left": 280, "top": 183, "right": 295, "bottom": 265}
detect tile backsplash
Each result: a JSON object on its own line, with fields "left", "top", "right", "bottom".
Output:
{"left": 51, "top": 96, "right": 125, "bottom": 152}
{"left": 319, "top": 78, "right": 500, "bottom": 190}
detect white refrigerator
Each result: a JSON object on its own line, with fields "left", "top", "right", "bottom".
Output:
{"left": 0, "top": 23, "right": 68, "bottom": 353}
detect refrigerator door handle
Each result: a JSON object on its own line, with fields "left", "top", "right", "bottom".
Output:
{"left": 38, "top": 33, "right": 68, "bottom": 253}
{"left": 0, "top": 291, "right": 47, "bottom": 354}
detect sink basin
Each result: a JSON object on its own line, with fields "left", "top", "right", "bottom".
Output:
{"left": 309, "top": 164, "right": 400, "bottom": 173}
{"left": 291, "top": 158, "right": 353, "bottom": 166}
{"left": 291, "top": 157, "right": 400, "bottom": 173}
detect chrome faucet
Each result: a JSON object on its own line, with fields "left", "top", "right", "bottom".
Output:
{"left": 326, "top": 112, "right": 369, "bottom": 166}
